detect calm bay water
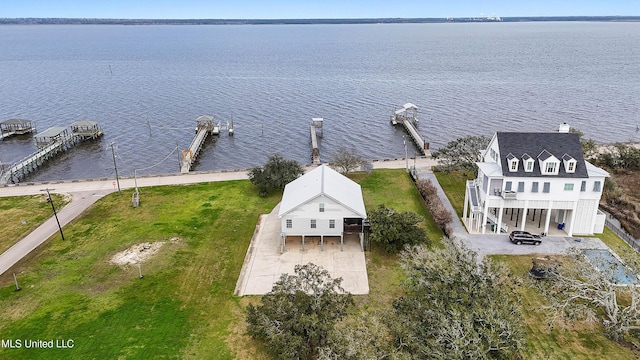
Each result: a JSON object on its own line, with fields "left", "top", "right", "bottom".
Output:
{"left": 0, "top": 22, "right": 639, "bottom": 181}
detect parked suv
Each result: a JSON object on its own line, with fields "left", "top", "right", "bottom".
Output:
{"left": 509, "top": 230, "right": 542, "bottom": 245}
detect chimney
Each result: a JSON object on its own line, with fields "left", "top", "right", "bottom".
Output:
{"left": 558, "top": 123, "right": 570, "bottom": 133}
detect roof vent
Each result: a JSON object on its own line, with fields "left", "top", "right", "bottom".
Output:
{"left": 558, "top": 123, "right": 570, "bottom": 133}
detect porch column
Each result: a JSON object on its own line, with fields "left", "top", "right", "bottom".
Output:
{"left": 567, "top": 202, "right": 578, "bottom": 237}
{"left": 281, "top": 232, "right": 286, "bottom": 254}
{"left": 321, "top": 235, "right": 324, "bottom": 251}
{"left": 302, "top": 235, "right": 305, "bottom": 252}
{"left": 520, "top": 201, "right": 528, "bottom": 231}
{"left": 340, "top": 232, "right": 344, "bottom": 252}
{"left": 496, "top": 205, "right": 504, "bottom": 233}
{"left": 544, "top": 202, "right": 552, "bottom": 235}
{"left": 481, "top": 199, "right": 490, "bottom": 234}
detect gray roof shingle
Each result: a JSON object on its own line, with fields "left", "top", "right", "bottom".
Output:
{"left": 496, "top": 132, "right": 588, "bottom": 178}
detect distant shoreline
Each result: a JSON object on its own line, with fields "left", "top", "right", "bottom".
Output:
{"left": 1, "top": 16, "right": 640, "bottom": 26}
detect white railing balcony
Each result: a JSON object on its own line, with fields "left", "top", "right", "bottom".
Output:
{"left": 502, "top": 190, "right": 517, "bottom": 200}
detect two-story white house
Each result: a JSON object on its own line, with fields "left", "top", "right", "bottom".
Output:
{"left": 278, "top": 164, "right": 368, "bottom": 251}
{"left": 463, "top": 124, "right": 609, "bottom": 236}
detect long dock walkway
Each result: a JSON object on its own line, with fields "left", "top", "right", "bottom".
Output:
{"left": 181, "top": 127, "right": 210, "bottom": 173}
{"left": 309, "top": 118, "right": 323, "bottom": 165}
{"left": 181, "top": 115, "right": 227, "bottom": 174}
{"left": 391, "top": 103, "right": 429, "bottom": 155}
{"left": 0, "top": 122, "right": 103, "bottom": 184}
{"left": 0, "top": 137, "right": 73, "bottom": 184}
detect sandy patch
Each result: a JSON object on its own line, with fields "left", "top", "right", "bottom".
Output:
{"left": 109, "top": 237, "right": 180, "bottom": 266}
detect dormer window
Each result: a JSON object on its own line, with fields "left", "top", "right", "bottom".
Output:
{"left": 538, "top": 149, "right": 560, "bottom": 175}
{"left": 545, "top": 162, "right": 557, "bottom": 173}
{"left": 506, "top": 153, "right": 518, "bottom": 172}
{"left": 562, "top": 154, "right": 577, "bottom": 173}
{"left": 522, "top": 153, "right": 534, "bottom": 172}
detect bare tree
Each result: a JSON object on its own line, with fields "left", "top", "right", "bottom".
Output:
{"left": 537, "top": 250, "right": 640, "bottom": 340}
{"left": 329, "top": 146, "right": 366, "bottom": 174}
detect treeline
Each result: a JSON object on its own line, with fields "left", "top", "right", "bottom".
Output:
{"left": 1, "top": 16, "right": 639, "bottom": 25}
{"left": 595, "top": 143, "right": 640, "bottom": 239}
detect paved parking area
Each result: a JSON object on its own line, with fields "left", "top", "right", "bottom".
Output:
{"left": 234, "top": 204, "right": 369, "bottom": 296}
{"left": 458, "top": 233, "right": 610, "bottom": 259}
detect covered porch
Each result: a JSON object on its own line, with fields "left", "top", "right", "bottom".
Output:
{"left": 465, "top": 207, "right": 569, "bottom": 236}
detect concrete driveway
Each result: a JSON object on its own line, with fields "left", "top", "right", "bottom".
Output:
{"left": 459, "top": 233, "right": 610, "bottom": 259}
{"left": 234, "top": 204, "right": 369, "bottom": 296}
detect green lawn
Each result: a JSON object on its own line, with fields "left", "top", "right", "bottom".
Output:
{"left": 434, "top": 170, "right": 470, "bottom": 219}
{"left": 3, "top": 170, "right": 637, "bottom": 359}
{"left": 0, "top": 181, "right": 280, "bottom": 359}
{"left": 0, "top": 169, "right": 437, "bottom": 359}
{"left": 0, "top": 193, "right": 67, "bottom": 254}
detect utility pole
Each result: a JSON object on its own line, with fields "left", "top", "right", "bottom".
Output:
{"left": 110, "top": 142, "right": 121, "bottom": 194}
{"left": 42, "top": 188, "right": 65, "bottom": 240}
{"left": 404, "top": 136, "right": 408, "bottom": 172}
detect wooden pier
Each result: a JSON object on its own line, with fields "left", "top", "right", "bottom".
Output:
{"left": 0, "top": 119, "right": 36, "bottom": 140}
{"left": 309, "top": 118, "right": 323, "bottom": 165}
{"left": 180, "top": 115, "right": 234, "bottom": 174}
{"left": 0, "top": 121, "right": 104, "bottom": 184}
{"left": 390, "top": 103, "right": 429, "bottom": 155}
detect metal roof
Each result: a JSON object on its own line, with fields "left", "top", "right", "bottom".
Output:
{"left": 70, "top": 120, "right": 97, "bottom": 128}
{"left": 278, "top": 164, "right": 367, "bottom": 218}
{"left": 35, "top": 126, "right": 67, "bottom": 138}
{"left": 1, "top": 119, "right": 32, "bottom": 125}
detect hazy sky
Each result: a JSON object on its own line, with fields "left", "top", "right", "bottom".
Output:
{"left": 2, "top": 0, "right": 639, "bottom": 19}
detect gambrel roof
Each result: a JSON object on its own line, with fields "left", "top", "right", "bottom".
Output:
{"left": 278, "top": 164, "right": 367, "bottom": 218}
{"left": 496, "top": 132, "right": 588, "bottom": 178}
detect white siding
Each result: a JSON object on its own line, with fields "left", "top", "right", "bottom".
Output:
{"left": 280, "top": 195, "right": 362, "bottom": 237}
{"left": 572, "top": 199, "right": 599, "bottom": 235}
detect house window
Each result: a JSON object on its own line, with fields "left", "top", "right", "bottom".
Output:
{"left": 531, "top": 182, "right": 539, "bottom": 193}
{"left": 505, "top": 181, "right": 512, "bottom": 191}
{"left": 517, "top": 182, "right": 524, "bottom": 192}
{"left": 490, "top": 148, "right": 497, "bottom": 161}
{"left": 310, "top": 219, "right": 316, "bottom": 229}
{"left": 545, "top": 162, "right": 557, "bottom": 174}
{"left": 564, "top": 183, "right": 574, "bottom": 191}
{"left": 525, "top": 161, "right": 534, "bottom": 172}
{"left": 329, "top": 219, "right": 335, "bottom": 229}
{"left": 567, "top": 162, "right": 575, "bottom": 172}
{"left": 594, "top": 181, "right": 601, "bottom": 192}
{"left": 581, "top": 180, "right": 586, "bottom": 192}
{"left": 319, "top": 203, "right": 325, "bottom": 212}
{"left": 543, "top": 182, "right": 550, "bottom": 193}
{"left": 286, "top": 219, "right": 292, "bottom": 229}
{"left": 510, "top": 160, "right": 518, "bottom": 171}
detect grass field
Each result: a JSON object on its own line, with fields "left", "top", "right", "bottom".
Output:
{"left": 0, "top": 181, "right": 280, "bottom": 359}
{"left": 6, "top": 169, "right": 636, "bottom": 359}
{"left": 0, "top": 194, "right": 68, "bottom": 254}
{"left": 0, "top": 169, "right": 433, "bottom": 359}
